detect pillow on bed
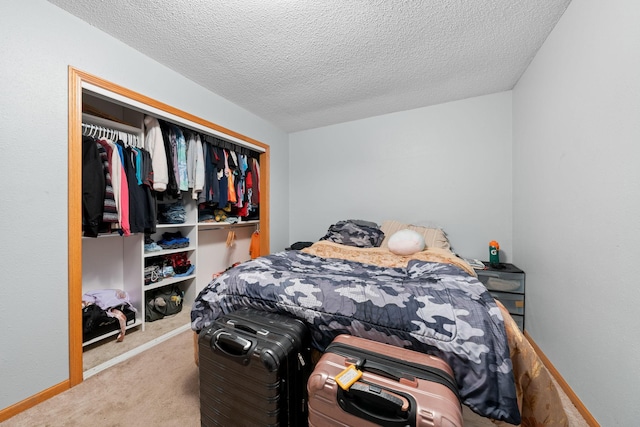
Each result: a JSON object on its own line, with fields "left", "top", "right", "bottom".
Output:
{"left": 387, "top": 229, "right": 426, "bottom": 255}
{"left": 380, "top": 220, "right": 451, "bottom": 250}
{"left": 319, "top": 219, "right": 385, "bottom": 248}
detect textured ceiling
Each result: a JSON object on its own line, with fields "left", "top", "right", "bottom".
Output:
{"left": 48, "top": 0, "right": 571, "bottom": 132}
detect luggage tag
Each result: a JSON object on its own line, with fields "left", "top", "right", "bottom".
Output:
{"left": 335, "top": 364, "right": 363, "bottom": 390}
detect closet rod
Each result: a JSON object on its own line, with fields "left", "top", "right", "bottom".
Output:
{"left": 82, "top": 113, "right": 141, "bottom": 135}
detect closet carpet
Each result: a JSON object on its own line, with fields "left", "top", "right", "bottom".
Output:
{"left": 3, "top": 329, "right": 589, "bottom": 426}
{"left": 83, "top": 305, "right": 192, "bottom": 371}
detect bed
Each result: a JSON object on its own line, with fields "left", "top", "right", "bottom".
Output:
{"left": 191, "top": 220, "right": 568, "bottom": 426}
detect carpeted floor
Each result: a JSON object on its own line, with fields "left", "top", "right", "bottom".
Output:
{"left": 2, "top": 329, "right": 200, "bottom": 427}
{"left": 2, "top": 328, "right": 589, "bottom": 427}
{"left": 83, "top": 306, "right": 192, "bottom": 373}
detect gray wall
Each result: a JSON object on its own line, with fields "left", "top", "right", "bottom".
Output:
{"left": 512, "top": 0, "right": 640, "bottom": 425}
{"left": 289, "top": 92, "right": 513, "bottom": 261}
{"left": 0, "top": 0, "right": 289, "bottom": 410}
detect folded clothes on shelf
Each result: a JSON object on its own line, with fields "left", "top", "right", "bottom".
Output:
{"left": 157, "top": 202, "right": 186, "bottom": 224}
{"left": 157, "top": 231, "right": 190, "bottom": 249}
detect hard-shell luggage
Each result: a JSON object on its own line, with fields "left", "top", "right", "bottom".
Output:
{"left": 307, "top": 334, "right": 463, "bottom": 427}
{"left": 198, "top": 307, "right": 311, "bottom": 427}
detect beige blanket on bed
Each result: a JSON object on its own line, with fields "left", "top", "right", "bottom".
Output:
{"left": 301, "top": 240, "right": 477, "bottom": 276}
{"left": 302, "top": 241, "right": 568, "bottom": 427}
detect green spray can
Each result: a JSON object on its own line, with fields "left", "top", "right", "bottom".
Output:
{"left": 489, "top": 240, "right": 500, "bottom": 267}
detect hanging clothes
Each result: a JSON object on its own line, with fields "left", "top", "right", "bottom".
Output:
{"left": 143, "top": 115, "right": 168, "bottom": 192}
{"left": 201, "top": 141, "right": 218, "bottom": 204}
{"left": 111, "top": 140, "right": 131, "bottom": 236}
{"left": 172, "top": 125, "right": 189, "bottom": 192}
{"left": 146, "top": 119, "right": 261, "bottom": 222}
{"left": 215, "top": 146, "right": 228, "bottom": 207}
{"left": 158, "top": 120, "right": 180, "bottom": 198}
{"left": 119, "top": 143, "right": 156, "bottom": 234}
{"left": 234, "top": 153, "right": 246, "bottom": 217}
{"left": 120, "top": 142, "right": 145, "bottom": 233}
{"left": 141, "top": 149, "right": 157, "bottom": 230}
{"left": 192, "top": 134, "right": 205, "bottom": 200}
{"left": 250, "top": 157, "right": 260, "bottom": 205}
{"left": 96, "top": 142, "right": 118, "bottom": 226}
{"left": 225, "top": 149, "right": 237, "bottom": 204}
{"left": 186, "top": 131, "right": 196, "bottom": 190}
{"left": 82, "top": 135, "right": 105, "bottom": 237}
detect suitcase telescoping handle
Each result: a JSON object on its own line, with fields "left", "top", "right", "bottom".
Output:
{"left": 354, "top": 359, "right": 407, "bottom": 383}
{"left": 226, "top": 319, "right": 272, "bottom": 337}
{"left": 213, "top": 331, "right": 252, "bottom": 357}
{"left": 338, "top": 382, "right": 416, "bottom": 427}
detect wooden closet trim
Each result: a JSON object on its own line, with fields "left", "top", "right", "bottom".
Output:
{"left": 68, "top": 66, "right": 270, "bottom": 386}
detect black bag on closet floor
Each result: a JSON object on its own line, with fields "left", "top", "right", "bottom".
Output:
{"left": 82, "top": 304, "right": 136, "bottom": 342}
{"left": 145, "top": 286, "right": 184, "bottom": 322}
{"left": 83, "top": 304, "right": 110, "bottom": 335}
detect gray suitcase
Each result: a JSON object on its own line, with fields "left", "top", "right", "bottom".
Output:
{"left": 198, "top": 308, "right": 311, "bottom": 426}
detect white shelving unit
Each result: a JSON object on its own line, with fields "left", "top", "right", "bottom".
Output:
{"left": 143, "top": 199, "right": 199, "bottom": 308}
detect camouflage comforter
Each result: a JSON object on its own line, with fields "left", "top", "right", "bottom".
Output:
{"left": 191, "top": 250, "right": 521, "bottom": 424}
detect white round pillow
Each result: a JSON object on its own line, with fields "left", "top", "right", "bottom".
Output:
{"left": 387, "top": 229, "right": 426, "bottom": 255}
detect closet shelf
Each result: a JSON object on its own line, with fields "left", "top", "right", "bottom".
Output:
{"left": 198, "top": 220, "right": 259, "bottom": 231}
{"left": 144, "top": 246, "right": 196, "bottom": 258}
{"left": 83, "top": 232, "right": 137, "bottom": 239}
{"left": 82, "top": 319, "right": 142, "bottom": 347}
{"left": 156, "top": 223, "right": 196, "bottom": 229}
{"left": 144, "top": 274, "right": 196, "bottom": 291}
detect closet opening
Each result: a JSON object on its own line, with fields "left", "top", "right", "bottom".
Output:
{"left": 68, "top": 67, "right": 270, "bottom": 385}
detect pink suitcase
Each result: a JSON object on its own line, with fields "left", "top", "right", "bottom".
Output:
{"left": 307, "top": 334, "right": 463, "bottom": 427}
